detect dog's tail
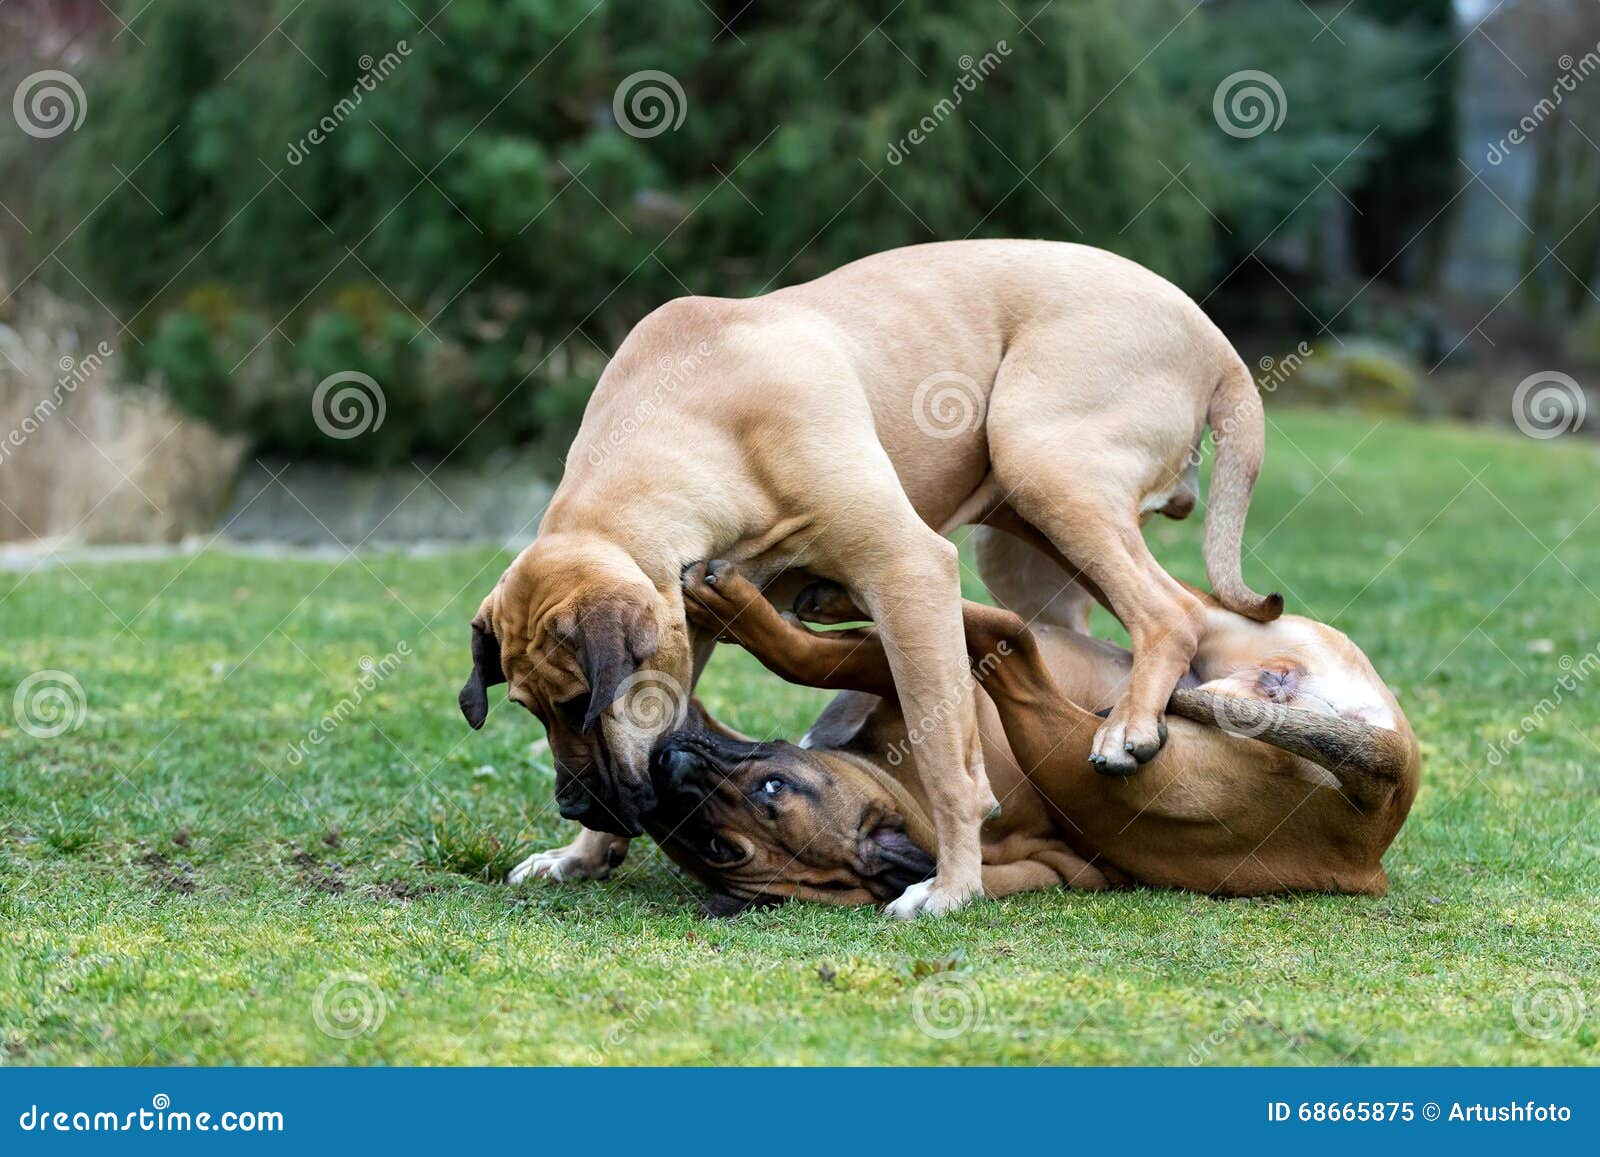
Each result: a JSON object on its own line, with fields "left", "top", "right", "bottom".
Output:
{"left": 1166, "top": 687, "right": 1417, "bottom": 810}
{"left": 1202, "top": 352, "right": 1282, "bottom": 622}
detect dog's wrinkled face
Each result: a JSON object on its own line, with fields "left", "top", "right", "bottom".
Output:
{"left": 642, "top": 729, "right": 934, "bottom": 911}
{"left": 458, "top": 538, "right": 693, "bottom": 837}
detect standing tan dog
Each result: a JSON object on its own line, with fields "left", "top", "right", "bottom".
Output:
{"left": 643, "top": 556, "right": 1418, "bottom": 910}
{"left": 459, "top": 240, "right": 1278, "bottom": 918}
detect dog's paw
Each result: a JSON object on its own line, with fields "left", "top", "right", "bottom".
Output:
{"left": 885, "top": 876, "right": 981, "bottom": 920}
{"left": 682, "top": 559, "right": 762, "bottom": 632}
{"left": 507, "top": 839, "right": 624, "bottom": 885}
{"left": 1089, "top": 709, "right": 1167, "bottom": 777}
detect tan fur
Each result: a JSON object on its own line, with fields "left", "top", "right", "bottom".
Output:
{"left": 467, "top": 240, "right": 1277, "bottom": 917}
{"left": 659, "top": 562, "right": 1419, "bottom": 906}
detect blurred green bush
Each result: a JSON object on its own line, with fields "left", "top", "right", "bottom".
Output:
{"left": 37, "top": 0, "right": 1442, "bottom": 464}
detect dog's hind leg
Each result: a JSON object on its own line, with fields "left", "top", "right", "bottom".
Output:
{"left": 988, "top": 360, "right": 1210, "bottom": 777}
{"left": 971, "top": 524, "right": 1095, "bottom": 636}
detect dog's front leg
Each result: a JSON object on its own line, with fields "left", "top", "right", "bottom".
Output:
{"left": 856, "top": 538, "right": 992, "bottom": 918}
{"left": 508, "top": 827, "right": 629, "bottom": 883}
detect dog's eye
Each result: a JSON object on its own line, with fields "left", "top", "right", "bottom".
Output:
{"left": 705, "top": 835, "right": 739, "bottom": 864}
{"left": 556, "top": 693, "right": 590, "bottom": 725}
{"left": 760, "top": 777, "right": 786, "bottom": 797}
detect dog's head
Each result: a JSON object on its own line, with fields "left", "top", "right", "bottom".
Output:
{"left": 642, "top": 727, "right": 934, "bottom": 912}
{"left": 459, "top": 534, "right": 694, "bottom": 836}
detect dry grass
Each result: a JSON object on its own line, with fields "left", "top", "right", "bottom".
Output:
{"left": 0, "top": 290, "right": 243, "bottom": 544}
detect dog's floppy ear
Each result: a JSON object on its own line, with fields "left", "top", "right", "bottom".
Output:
{"left": 569, "top": 598, "right": 659, "bottom": 732}
{"left": 459, "top": 601, "right": 505, "bottom": 730}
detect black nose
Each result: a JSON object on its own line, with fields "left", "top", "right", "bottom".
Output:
{"left": 655, "top": 746, "right": 700, "bottom": 792}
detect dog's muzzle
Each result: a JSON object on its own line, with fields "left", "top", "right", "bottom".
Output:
{"left": 649, "top": 730, "right": 771, "bottom": 806}
{"left": 554, "top": 755, "right": 655, "bottom": 838}
{"left": 650, "top": 739, "right": 710, "bottom": 803}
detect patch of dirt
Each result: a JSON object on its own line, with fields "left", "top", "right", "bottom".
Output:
{"left": 289, "top": 850, "right": 346, "bottom": 897}
{"left": 365, "top": 879, "right": 436, "bottom": 903}
{"left": 141, "top": 850, "right": 196, "bottom": 896}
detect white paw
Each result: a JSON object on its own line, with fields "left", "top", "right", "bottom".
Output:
{"left": 885, "top": 877, "right": 978, "bottom": 920}
{"left": 886, "top": 879, "right": 935, "bottom": 919}
{"left": 506, "top": 846, "right": 613, "bottom": 885}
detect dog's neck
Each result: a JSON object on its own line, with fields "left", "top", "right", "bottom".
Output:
{"left": 542, "top": 485, "right": 745, "bottom": 587}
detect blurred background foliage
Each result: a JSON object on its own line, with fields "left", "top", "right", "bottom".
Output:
{"left": 2, "top": 0, "right": 1582, "bottom": 467}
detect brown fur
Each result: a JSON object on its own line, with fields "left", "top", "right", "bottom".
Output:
{"left": 465, "top": 240, "right": 1279, "bottom": 916}
{"left": 647, "top": 559, "right": 1419, "bottom": 908}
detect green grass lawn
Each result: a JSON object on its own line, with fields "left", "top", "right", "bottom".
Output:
{"left": 2, "top": 410, "right": 1597, "bottom": 1065}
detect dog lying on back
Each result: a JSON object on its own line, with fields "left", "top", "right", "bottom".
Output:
{"left": 643, "top": 554, "right": 1419, "bottom": 911}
